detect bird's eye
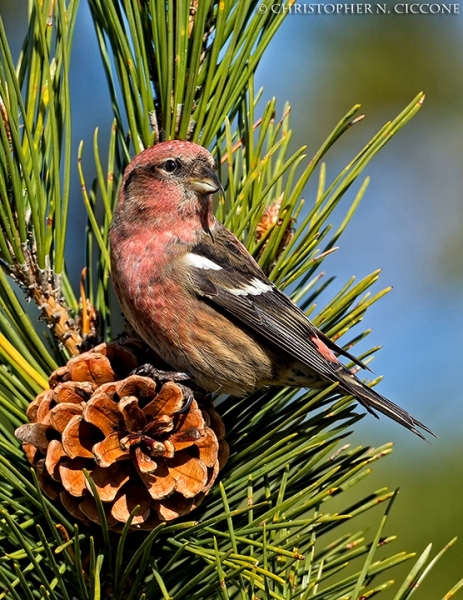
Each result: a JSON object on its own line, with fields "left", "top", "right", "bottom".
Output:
{"left": 163, "top": 159, "right": 178, "bottom": 173}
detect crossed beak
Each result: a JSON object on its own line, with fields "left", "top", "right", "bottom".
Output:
{"left": 189, "top": 166, "right": 224, "bottom": 196}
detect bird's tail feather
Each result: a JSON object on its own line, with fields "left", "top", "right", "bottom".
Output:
{"left": 337, "top": 369, "right": 436, "bottom": 441}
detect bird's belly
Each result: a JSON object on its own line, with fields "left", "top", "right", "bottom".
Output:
{"left": 114, "top": 266, "right": 329, "bottom": 396}
{"left": 118, "top": 279, "right": 275, "bottom": 395}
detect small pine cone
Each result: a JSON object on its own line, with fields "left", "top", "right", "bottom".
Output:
{"left": 255, "top": 195, "right": 294, "bottom": 263}
{"left": 16, "top": 341, "right": 228, "bottom": 531}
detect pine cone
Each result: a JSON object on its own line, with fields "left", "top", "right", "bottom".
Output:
{"left": 16, "top": 341, "right": 229, "bottom": 531}
{"left": 255, "top": 195, "right": 294, "bottom": 265}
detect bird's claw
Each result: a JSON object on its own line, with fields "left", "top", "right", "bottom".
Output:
{"left": 173, "top": 385, "right": 195, "bottom": 414}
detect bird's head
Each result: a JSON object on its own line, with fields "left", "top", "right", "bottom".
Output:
{"left": 113, "top": 141, "right": 223, "bottom": 234}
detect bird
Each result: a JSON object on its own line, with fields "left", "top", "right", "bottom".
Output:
{"left": 109, "top": 140, "right": 434, "bottom": 440}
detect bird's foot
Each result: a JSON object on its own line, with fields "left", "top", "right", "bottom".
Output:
{"left": 130, "top": 364, "right": 195, "bottom": 413}
{"left": 131, "top": 363, "right": 191, "bottom": 383}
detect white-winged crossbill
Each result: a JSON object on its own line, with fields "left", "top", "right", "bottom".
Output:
{"left": 109, "top": 140, "right": 434, "bottom": 440}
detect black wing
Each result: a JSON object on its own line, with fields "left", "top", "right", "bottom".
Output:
{"left": 188, "top": 222, "right": 370, "bottom": 376}
{"left": 184, "top": 221, "right": 435, "bottom": 440}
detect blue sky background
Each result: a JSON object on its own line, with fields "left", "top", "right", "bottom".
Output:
{"left": 252, "top": 10, "right": 463, "bottom": 446}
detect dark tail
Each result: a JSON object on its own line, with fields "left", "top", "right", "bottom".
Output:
{"left": 337, "top": 367, "right": 436, "bottom": 441}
